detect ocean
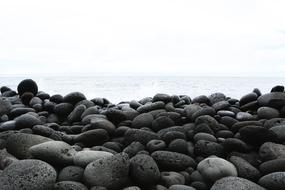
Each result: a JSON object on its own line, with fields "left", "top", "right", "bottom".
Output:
{"left": 0, "top": 76, "right": 284, "bottom": 104}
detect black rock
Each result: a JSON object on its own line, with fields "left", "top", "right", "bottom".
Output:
{"left": 17, "top": 79, "right": 38, "bottom": 96}
{"left": 239, "top": 92, "right": 258, "bottom": 106}
{"left": 151, "top": 116, "right": 175, "bottom": 132}
{"left": 271, "top": 85, "right": 284, "bottom": 92}
{"left": 53, "top": 181, "right": 88, "bottom": 190}
{"left": 54, "top": 103, "right": 74, "bottom": 117}
{"left": 124, "top": 129, "right": 160, "bottom": 145}
{"left": 0, "top": 98, "right": 12, "bottom": 116}
{"left": 160, "top": 171, "right": 185, "bottom": 187}
{"left": 146, "top": 139, "right": 166, "bottom": 153}
{"left": 132, "top": 113, "right": 154, "bottom": 129}
{"left": 58, "top": 165, "right": 84, "bottom": 182}
{"left": 63, "top": 92, "right": 86, "bottom": 105}
{"left": 20, "top": 92, "right": 34, "bottom": 105}
{"left": 15, "top": 113, "right": 42, "bottom": 129}
{"left": 123, "top": 141, "right": 145, "bottom": 158}
{"left": 259, "top": 158, "right": 285, "bottom": 175}
{"left": 258, "top": 92, "right": 285, "bottom": 108}
{"left": 208, "top": 92, "right": 226, "bottom": 105}
{"left": 50, "top": 94, "right": 64, "bottom": 104}
{"left": 194, "top": 140, "right": 225, "bottom": 157}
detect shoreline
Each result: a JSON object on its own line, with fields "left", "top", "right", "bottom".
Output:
{"left": 0, "top": 79, "right": 285, "bottom": 189}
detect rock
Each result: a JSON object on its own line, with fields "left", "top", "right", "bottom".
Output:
{"left": 129, "top": 154, "right": 160, "bottom": 186}
{"left": 29, "top": 141, "right": 76, "bottom": 166}
{"left": 257, "top": 107, "right": 280, "bottom": 119}
{"left": 259, "top": 142, "right": 285, "bottom": 161}
{"left": 259, "top": 158, "right": 285, "bottom": 174}
{"left": 122, "top": 186, "right": 141, "bottom": 190}
{"left": 160, "top": 171, "right": 185, "bottom": 187}
{"left": 73, "top": 129, "right": 109, "bottom": 147}
{"left": 132, "top": 113, "right": 154, "bottom": 129}
{"left": 195, "top": 115, "right": 221, "bottom": 132}
{"left": 258, "top": 92, "right": 285, "bottom": 108}
{"left": 151, "top": 150, "right": 196, "bottom": 171}
{"left": 137, "top": 101, "right": 165, "bottom": 113}
{"left": 240, "top": 92, "right": 258, "bottom": 106}
{"left": 68, "top": 104, "right": 86, "bottom": 123}
{"left": 81, "top": 106, "right": 100, "bottom": 119}
{"left": 192, "top": 95, "right": 210, "bottom": 104}
{"left": 264, "top": 118, "right": 285, "bottom": 129}
{"left": 57, "top": 165, "right": 84, "bottom": 182}
{"left": 0, "top": 98, "right": 12, "bottom": 116}
{"left": 29, "top": 96, "right": 43, "bottom": 107}
{"left": 124, "top": 129, "right": 160, "bottom": 145}
{"left": 240, "top": 125, "right": 277, "bottom": 146}
{"left": 208, "top": 92, "right": 226, "bottom": 105}
{"left": 210, "top": 176, "right": 266, "bottom": 190}
{"left": 184, "top": 104, "right": 202, "bottom": 121}
{"left": 84, "top": 118, "right": 116, "bottom": 135}
{"left": 123, "top": 141, "right": 145, "bottom": 158}
{"left": 17, "top": 79, "right": 38, "bottom": 96}
{"left": 269, "top": 125, "right": 285, "bottom": 142}
{"left": 54, "top": 181, "right": 88, "bottom": 190}
{"left": 63, "top": 92, "right": 86, "bottom": 105}
{"left": 146, "top": 139, "right": 166, "bottom": 152}
{"left": 258, "top": 172, "right": 285, "bottom": 190}
{"left": 222, "top": 138, "right": 250, "bottom": 152}
{"left": 194, "top": 133, "right": 217, "bottom": 142}
{"left": 50, "top": 94, "right": 63, "bottom": 103}
{"left": 0, "top": 120, "right": 16, "bottom": 132}
{"left": 15, "top": 113, "right": 42, "bottom": 129}
{"left": 54, "top": 103, "right": 74, "bottom": 116}
{"left": 105, "top": 108, "right": 127, "bottom": 125}
{"left": 153, "top": 93, "right": 171, "bottom": 103}
{"left": 32, "top": 125, "right": 55, "bottom": 137}
{"left": 197, "top": 157, "right": 238, "bottom": 182}
{"left": 151, "top": 116, "right": 175, "bottom": 132}
{"left": 194, "top": 140, "right": 225, "bottom": 157}
{"left": 236, "top": 112, "right": 254, "bottom": 121}
{"left": 192, "top": 107, "right": 216, "bottom": 120}
{"left": 0, "top": 149, "right": 18, "bottom": 170}
{"left": 169, "top": 185, "right": 196, "bottom": 190}
{"left": 212, "top": 100, "right": 230, "bottom": 111}
{"left": 271, "top": 85, "right": 284, "bottom": 92}
{"left": 229, "top": 156, "right": 261, "bottom": 181}
{"left": 162, "top": 131, "right": 186, "bottom": 144}
{"left": 6, "top": 133, "right": 52, "bottom": 159}
{"left": 0, "top": 159, "right": 57, "bottom": 190}
{"left": 168, "top": 139, "right": 188, "bottom": 154}
{"left": 73, "top": 150, "right": 113, "bottom": 167}
{"left": 84, "top": 153, "right": 130, "bottom": 189}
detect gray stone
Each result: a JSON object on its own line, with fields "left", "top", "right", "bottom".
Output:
{"left": 73, "top": 150, "right": 113, "bottom": 167}
{"left": 259, "top": 142, "right": 285, "bottom": 161}
{"left": 258, "top": 172, "right": 285, "bottom": 190}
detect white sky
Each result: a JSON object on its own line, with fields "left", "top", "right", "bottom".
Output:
{"left": 0, "top": 0, "right": 285, "bottom": 76}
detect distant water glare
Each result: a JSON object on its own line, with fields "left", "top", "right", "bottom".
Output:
{"left": 0, "top": 76, "right": 284, "bottom": 104}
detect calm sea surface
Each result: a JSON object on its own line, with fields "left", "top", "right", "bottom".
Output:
{"left": 0, "top": 76, "right": 284, "bottom": 104}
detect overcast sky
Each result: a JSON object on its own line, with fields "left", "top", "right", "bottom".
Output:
{"left": 0, "top": 0, "right": 285, "bottom": 76}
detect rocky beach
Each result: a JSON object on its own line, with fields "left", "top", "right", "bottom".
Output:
{"left": 0, "top": 79, "right": 285, "bottom": 190}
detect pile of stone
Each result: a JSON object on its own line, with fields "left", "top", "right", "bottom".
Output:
{"left": 0, "top": 79, "right": 285, "bottom": 190}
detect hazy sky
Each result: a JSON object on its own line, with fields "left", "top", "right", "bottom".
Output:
{"left": 0, "top": 0, "right": 285, "bottom": 76}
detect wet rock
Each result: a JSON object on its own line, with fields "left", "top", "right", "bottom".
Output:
{"left": 54, "top": 103, "right": 74, "bottom": 117}
{"left": 0, "top": 159, "right": 57, "bottom": 190}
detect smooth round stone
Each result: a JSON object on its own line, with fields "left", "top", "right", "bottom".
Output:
{"left": 208, "top": 92, "right": 226, "bottom": 105}
{"left": 193, "top": 123, "right": 214, "bottom": 135}
{"left": 269, "top": 125, "right": 285, "bottom": 142}
{"left": 258, "top": 92, "right": 285, "bottom": 108}
{"left": 29, "top": 141, "right": 76, "bottom": 166}
{"left": 88, "top": 118, "right": 116, "bottom": 135}
{"left": 222, "top": 138, "right": 250, "bottom": 152}
{"left": 192, "top": 95, "right": 210, "bottom": 104}
{"left": 73, "top": 129, "right": 109, "bottom": 147}
{"left": 122, "top": 186, "right": 141, "bottom": 190}
{"left": 212, "top": 100, "right": 230, "bottom": 111}
{"left": 58, "top": 165, "right": 84, "bottom": 182}
{"left": 0, "top": 159, "right": 57, "bottom": 190}
{"left": 168, "top": 139, "right": 188, "bottom": 154}
{"left": 0, "top": 120, "right": 16, "bottom": 132}
{"left": 239, "top": 125, "right": 277, "bottom": 146}
{"left": 29, "top": 97, "right": 43, "bottom": 107}
{"left": 160, "top": 171, "right": 185, "bottom": 187}
{"left": 240, "top": 101, "right": 259, "bottom": 111}
{"left": 231, "top": 121, "right": 263, "bottom": 133}
{"left": 151, "top": 150, "right": 196, "bottom": 171}
{"left": 6, "top": 133, "right": 52, "bottom": 159}
{"left": 195, "top": 115, "right": 221, "bottom": 132}
{"left": 271, "top": 85, "right": 284, "bottom": 92}
{"left": 153, "top": 93, "right": 171, "bottom": 103}
{"left": 32, "top": 125, "right": 55, "bottom": 137}
{"left": 236, "top": 112, "right": 254, "bottom": 121}
{"left": 124, "top": 129, "right": 160, "bottom": 145}
{"left": 0, "top": 98, "right": 12, "bottom": 116}
{"left": 210, "top": 176, "right": 266, "bottom": 190}
{"left": 15, "top": 113, "right": 42, "bottom": 129}
{"left": 258, "top": 172, "right": 285, "bottom": 190}
{"left": 259, "top": 158, "right": 285, "bottom": 174}
{"left": 63, "top": 92, "right": 86, "bottom": 105}
{"left": 67, "top": 104, "right": 86, "bottom": 123}
{"left": 229, "top": 156, "right": 261, "bottom": 181}
{"left": 151, "top": 116, "right": 175, "bottom": 132}
{"left": 257, "top": 107, "right": 280, "bottom": 119}
{"left": 50, "top": 94, "right": 64, "bottom": 103}
{"left": 132, "top": 113, "right": 154, "bottom": 129}
{"left": 239, "top": 92, "right": 258, "bottom": 106}
{"left": 192, "top": 107, "right": 216, "bottom": 120}
{"left": 54, "top": 103, "right": 74, "bottom": 116}
{"left": 217, "top": 110, "right": 235, "bottom": 117}
{"left": 123, "top": 141, "right": 145, "bottom": 158}
{"left": 184, "top": 104, "right": 202, "bottom": 120}
{"left": 194, "top": 133, "right": 217, "bottom": 142}
{"left": 264, "top": 118, "right": 285, "bottom": 129}
{"left": 84, "top": 153, "right": 130, "bottom": 189}
{"left": 169, "top": 185, "right": 196, "bottom": 190}
{"left": 137, "top": 101, "right": 165, "bottom": 113}
{"left": 73, "top": 150, "right": 113, "bottom": 167}
{"left": 191, "top": 181, "right": 208, "bottom": 190}
{"left": 146, "top": 139, "right": 166, "bottom": 152}
{"left": 194, "top": 140, "right": 225, "bottom": 157}
{"left": 129, "top": 154, "right": 160, "bottom": 186}
{"left": 162, "top": 131, "right": 186, "bottom": 144}
{"left": 215, "top": 130, "right": 234, "bottom": 138}
{"left": 197, "top": 157, "right": 238, "bottom": 182}
{"left": 17, "top": 79, "right": 38, "bottom": 96}
{"left": 80, "top": 106, "right": 99, "bottom": 119}
{"left": 259, "top": 142, "right": 285, "bottom": 161}
{"left": 54, "top": 181, "right": 88, "bottom": 190}
{"left": 0, "top": 149, "right": 19, "bottom": 170}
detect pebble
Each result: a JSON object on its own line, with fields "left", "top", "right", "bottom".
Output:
{"left": 57, "top": 165, "right": 84, "bottom": 182}
{"left": 146, "top": 139, "right": 166, "bottom": 152}
{"left": 208, "top": 92, "right": 226, "bottom": 105}
{"left": 194, "top": 140, "right": 225, "bottom": 157}
{"left": 129, "top": 154, "right": 160, "bottom": 186}
{"left": 239, "top": 92, "right": 258, "bottom": 106}
{"left": 15, "top": 113, "right": 42, "bottom": 129}
{"left": 210, "top": 176, "right": 266, "bottom": 190}
{"left": 0, "top": 98, "right": 12, "bottom": 116}
{"left": 269, "top": 124, "right": 285, "bottom": 141}
{"left": 257, "top": 106, "right": 280, "bottom": 119}
{"left": 17, "top": 79, "right": 38, "bottom": 96}
{"left": 73, "top": 129, "right": 109, "bottom": 147}
{"left": 0, "top": 159, "right": 57, "bottom": 190}
{"left": 124, "top": 128, "right": 160, "bottom": 145}
{"left": 258, "top": 92, "right": 285, "bottom": 108}
{"left": 259, "top": 142, "right": 285, "bottom": 161}
{"left": 259, "top": 158, "right": 285, "bottom": 174}
{"left": 132, "top": 113, "right": 154, "bottom": 129}
{"left": 151, "top": 116, "right": 175, "bottom": 132}
{"left": 197, "top": 157, "right": 238, "bottom": 182}
{"left": 160, "top": 171, "right": 185, "bottom": 187}
{"left": 63, "top": 92, "right": 86, "bottom": 105}
{"left": 258, "top": 172, "right": 285, "bottom": 190}
{"left": 54, "top": 181, "right": 88, "bottom": 190}
{"left": 168, "top": 185, "right": 196, "bottom": 190}
{"left": 83, "top": 153, "right": 130, "bottom": 189}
